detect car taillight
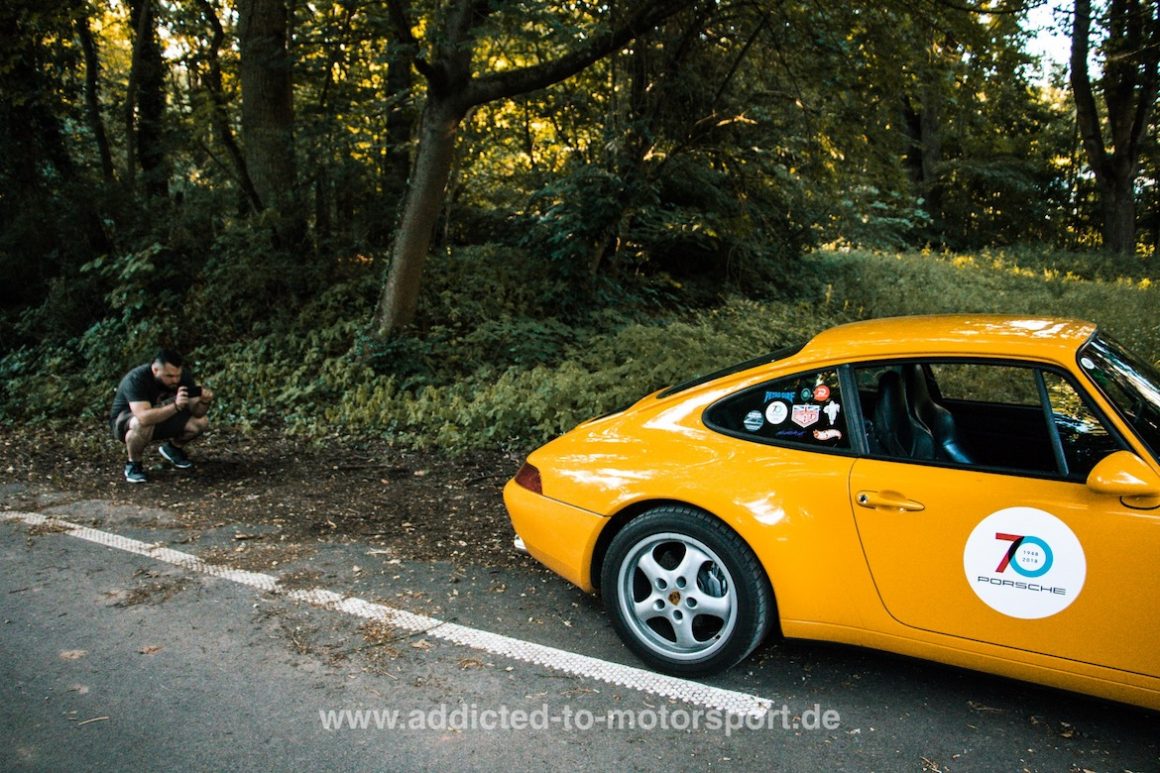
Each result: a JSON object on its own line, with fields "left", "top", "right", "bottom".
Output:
{"left": 514, "top": 462, "right": 542, "bottom": 495}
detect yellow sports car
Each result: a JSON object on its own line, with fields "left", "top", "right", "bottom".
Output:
{"left": 503, "top": 315, "right": 1160, "bottom": 710}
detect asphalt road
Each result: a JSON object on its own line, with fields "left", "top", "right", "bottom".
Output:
{"left": 2, "top": 490, "right": 1157, "bottom": 772}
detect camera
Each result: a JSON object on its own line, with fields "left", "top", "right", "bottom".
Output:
{"left": 186, "top": 385, "right": 203, "bottom": 398}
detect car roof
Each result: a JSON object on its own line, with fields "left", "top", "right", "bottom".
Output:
{"left": 798, "top": 314, "right": 1097, "bottom": 364}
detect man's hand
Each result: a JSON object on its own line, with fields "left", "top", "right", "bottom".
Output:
{"left": 188, "top": 386, "right": 213, "bottom": 419}
{"left": 175, "top": 386, "right": 191, "bottom": 410}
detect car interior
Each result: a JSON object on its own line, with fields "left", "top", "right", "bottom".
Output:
{"left": 860, "top": 362, "right": 1115, "bottom": 478}
{"left": 863, "top": 362, "right": 1056, "bottom": 471}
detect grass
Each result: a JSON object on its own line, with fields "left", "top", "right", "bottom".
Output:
{"left": 815, "top": 247, "right": 1158, "bottom": 357}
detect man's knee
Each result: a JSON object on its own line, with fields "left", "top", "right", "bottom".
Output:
{"left": 184, "top": 416, "right": 209, "bottom": 439}
{"left": 126, "top": 417, "right": 154, "bottom": 442}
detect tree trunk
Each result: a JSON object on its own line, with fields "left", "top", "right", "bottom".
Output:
{"left": 77, "top": 17, "right": 115, "bottom": 184}
{"left": 126, "top": 0, "right": 168, "bottom": 198}
{"left": 1101, "top": 174, "right": 1138, "bottom": 255}
{"left": 1070, "top": 0, "right": 1159, "bottom": 255}
{"left": 196, "top": 0, "right": 262, "bottom": 212}
{"left": 238, "top": 0, "right": 300, "bottom": 234}
{"left": 384, "top": 45, "right": 415, "bottom": 203}
{"left": 374, "top": 97, "right": 463, "bottom": 336}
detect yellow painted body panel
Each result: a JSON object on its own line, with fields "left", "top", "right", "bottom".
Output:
{"left": 504, "top": 480, "right": 605, "bottom": 590}
{"left": 782, "top": 621, "right": 1160, "bottom": 710}
{"left": 503, "top": 315, "right": 1160, "bottom": 710}
{"left": 849, "top": 459, "right": 1160, "bottom": 678}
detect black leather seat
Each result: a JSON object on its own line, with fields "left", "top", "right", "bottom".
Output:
{"left": 872, "top": 371, "right": 935, "bottom": 460}
{"left": 902, "top": 364, "right": 972, "bottom": 464}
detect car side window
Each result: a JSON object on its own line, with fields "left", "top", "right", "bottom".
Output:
{"left": 1042, "top": 371, "right": 1123, "bottom": 479}
{"left": 704, "top": 368, "right": 850, "bottom": 450}
{"left": 857, "top": 361, "right": 1057, "bottom": 473}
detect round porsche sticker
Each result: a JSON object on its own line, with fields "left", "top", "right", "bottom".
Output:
{"left": 963, "top": 507, "right": 1085, "bottom": 619}
{"left": 765, "top": 400, "right": 789, "bottom": 425}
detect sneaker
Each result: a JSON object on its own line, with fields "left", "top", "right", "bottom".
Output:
{"left": 159, "top": 442, "right": 193, "bottom": 469}
{"left": 124, "top": 461, "right": 148, "bottom": 484}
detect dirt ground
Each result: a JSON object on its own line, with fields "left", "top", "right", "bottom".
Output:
{"left": 1, "top": 427, "right": 528, "bottom": 569}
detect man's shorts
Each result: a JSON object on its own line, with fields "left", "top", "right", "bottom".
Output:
{"left": 111, "top": 408, "right": 191, "bottom": 443}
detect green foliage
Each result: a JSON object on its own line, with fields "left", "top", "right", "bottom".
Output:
{"left": 520, "top": 164, "right": 629, "bottom": 281}
{"left": 5, "top": 244, "right": 1158, "bottom": 456}
{"left": 828, "top": 187, "right": 934, "bottom": 249}
{"left": 817, "top": 247, "right": 1159, "bottom": 356}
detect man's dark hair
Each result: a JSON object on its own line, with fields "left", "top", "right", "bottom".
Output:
{"left": 153, "top": 348, "right": 185, "bottom": 368}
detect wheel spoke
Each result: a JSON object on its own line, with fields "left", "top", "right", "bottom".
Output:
{"left": 670, "top": 613, "right": 703, "bottom": 649}
{"left": 633, "top": 595, "right": 665, "bottom": 622}
{"left": 673, "top": 543, "right": 713, "bottom": 584}
{"left": 634, "top": 549, "right": 669, "bottom": 587}
{"left": 690, "top": 592, "right": 732, "bottom": 621}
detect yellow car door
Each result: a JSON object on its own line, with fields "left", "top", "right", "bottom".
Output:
{"left": 848, "top": 360, "right": 1160, "bottom": 677}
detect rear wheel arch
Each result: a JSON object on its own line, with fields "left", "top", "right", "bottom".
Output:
{"left": 591, "top": 500, "right": 685, "bottom": 592}
{"left": 593, "top": 500, "right": 776, "bottom": 602}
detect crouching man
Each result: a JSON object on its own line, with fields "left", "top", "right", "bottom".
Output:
{"left": 109, "top": 349, "right": 215, "bottom": 484}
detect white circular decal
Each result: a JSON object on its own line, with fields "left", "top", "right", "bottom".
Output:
{"left": 963, "top": 507, "right": 1086, "bottom": 619}
{"left": 765, "top": 400, "right": 789, "bottom": 425}
{"left": 743, "top": 410, "right": 765, "bottom": 432}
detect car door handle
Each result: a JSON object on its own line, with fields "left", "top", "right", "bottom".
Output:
{"left": 856, "top": 490, "right": 925, "bottom": 512}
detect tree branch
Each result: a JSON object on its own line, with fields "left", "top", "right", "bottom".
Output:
{"left": 464, "top": 0, "right": 697, "bottom": 109}
{"left": 385, "top": 0, "right": 434, "bottom": 79}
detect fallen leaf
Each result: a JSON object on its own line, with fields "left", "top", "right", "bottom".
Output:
{"left": 138, "top": 645, "right": 164, "bottom": 656}
{"left": 59, "top": 650, "right": 88, "bottom": 660}
{"left": 967, "top": 700, "right": 1004, "bottom": 713}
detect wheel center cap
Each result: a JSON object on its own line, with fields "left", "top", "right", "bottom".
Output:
{"left": 668, "top": 590, "right": 682, "bottom": 606}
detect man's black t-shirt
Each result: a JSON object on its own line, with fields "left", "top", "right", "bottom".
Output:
{"left": 108, "top": 363, "right": 195, "bottom": 427}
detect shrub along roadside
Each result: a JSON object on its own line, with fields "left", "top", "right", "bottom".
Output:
{"left": 1, "top": 247, "right": 1156, "bottom": 454}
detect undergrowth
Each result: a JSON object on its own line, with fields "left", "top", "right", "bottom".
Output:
{"left": 1, "top": 245, "right": 1156, "bottom": 454}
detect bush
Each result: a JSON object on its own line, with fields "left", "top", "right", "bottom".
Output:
{"left": 4, "top": 244, "right": 1157, "bottom": 457}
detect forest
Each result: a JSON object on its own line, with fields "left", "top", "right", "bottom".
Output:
{"left": 1, "top": 0, "right": 1158, "bottom": 450}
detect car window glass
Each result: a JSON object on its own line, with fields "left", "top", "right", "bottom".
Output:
{"left": 1042, "top": 371, "right": 1122, "bottom": 479}
{"left": 705, "top": 368, "right": 849, "bottom": 450}
{"left": 928, "top": 363, "right": 1040, "bottom": 405}
{"left": 858, "top": 361, "right": 1056, "bottom": 473}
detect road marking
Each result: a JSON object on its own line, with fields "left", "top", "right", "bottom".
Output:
{"left": 4, "top": 512, "right": 773, "bottom": 717}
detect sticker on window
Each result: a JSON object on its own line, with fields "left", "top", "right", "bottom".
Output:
{"left": 765, "top": 400, "right": 789, "bottom": 425}
{"left": 743, "top": 410, "right": 764, "bottom": 432}
{"left": 823, "top": 401, "right": 841, "bottom": 425}
{"left": 792, "top": 404, "right": 820, "bottom": 428}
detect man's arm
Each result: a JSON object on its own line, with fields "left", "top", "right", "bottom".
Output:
{"left": 129, "top": 388, "right": 191, "bottom": 426}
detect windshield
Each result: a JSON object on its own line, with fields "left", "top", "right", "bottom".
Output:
{"left": 1078, "top": 334, "right": 1160, "bottom": 462}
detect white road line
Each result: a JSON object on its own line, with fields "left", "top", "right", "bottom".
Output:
{"left": 3, "top": 511, "right": 773, "bottom": 717}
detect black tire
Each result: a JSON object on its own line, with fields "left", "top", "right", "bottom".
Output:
{"left": 600, "top": 505, "right": 774, "bottom": 676}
